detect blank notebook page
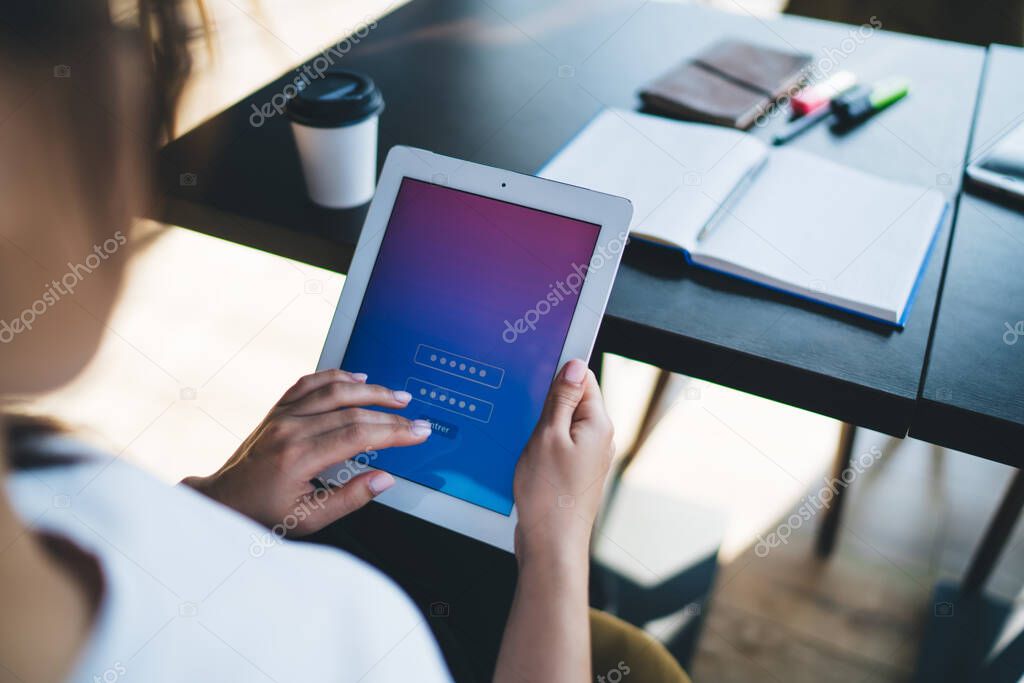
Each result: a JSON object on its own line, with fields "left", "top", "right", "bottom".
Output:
{"left": 694, "top": 148, "right": 947, "bottom": 322}
{"left": 539, "top": 108, "right": 766, "bottom": 246}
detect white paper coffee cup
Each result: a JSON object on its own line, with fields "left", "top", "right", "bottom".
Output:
{"left": 286, "top": 69, "right": 384, "bottom": 209}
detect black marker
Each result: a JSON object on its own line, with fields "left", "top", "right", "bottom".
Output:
{"left": 772, "top": 106, "right": 834, "bottom": 146}
{"left": 831, "top": 78, "right": 910, "bottom": 123}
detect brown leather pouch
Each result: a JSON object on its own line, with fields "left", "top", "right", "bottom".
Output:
{"left": 640, "top": 39, "right": 811, "bottom": 129}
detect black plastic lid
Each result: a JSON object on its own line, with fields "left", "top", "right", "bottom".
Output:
{"left": 285, "top": 69, "right": 384, "bottom": 128}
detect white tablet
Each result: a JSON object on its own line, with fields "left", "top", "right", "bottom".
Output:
{"left": 316, "top": 146, "right": 632, "bottom": 551}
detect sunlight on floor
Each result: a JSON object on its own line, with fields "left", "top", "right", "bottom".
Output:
{"left": 20, "top": 223, "right": 345, "bottom": 482}
{"left": 174, "top": 0, "right": 412, "bottom": 135}
{"left": 603, "top": 358, "right": 841, "bottom": 561}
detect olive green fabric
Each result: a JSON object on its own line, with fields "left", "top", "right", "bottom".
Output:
{"left": 590, "top": 609, "right": 691, "bottom": 683}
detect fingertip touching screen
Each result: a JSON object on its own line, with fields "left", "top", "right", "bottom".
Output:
{"left": 340, "top": 177, "right": 600, "bottom": 514}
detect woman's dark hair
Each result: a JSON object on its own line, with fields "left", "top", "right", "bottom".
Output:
{"left": 1, "top": 0, "right": 201, "bottom": 138}
{"left": 2, "top": 0, "right": 204, "bottom": 467}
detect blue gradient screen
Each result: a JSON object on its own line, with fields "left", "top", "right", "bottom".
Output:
{"left": 339, "top": 178, "right": 600, "bottom": 514}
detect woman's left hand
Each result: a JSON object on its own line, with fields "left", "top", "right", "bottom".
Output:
{"left": 183, "top": 369, "right": 431, "bottom": 535}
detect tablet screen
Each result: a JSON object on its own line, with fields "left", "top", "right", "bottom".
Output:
{"left": 339, "top": 177, "right": 600, "bottom": 515}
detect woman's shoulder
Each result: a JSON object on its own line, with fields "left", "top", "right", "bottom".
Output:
{"left": 5, "top": 435, "right": 452, "bottom": 682}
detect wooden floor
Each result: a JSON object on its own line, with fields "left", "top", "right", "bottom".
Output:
{"left": 680, "top": 428, "right": 1024, "bottom": 681}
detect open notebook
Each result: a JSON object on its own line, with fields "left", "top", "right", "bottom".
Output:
{"left": 539, "top": 109, "right": 948, "bottom": 326}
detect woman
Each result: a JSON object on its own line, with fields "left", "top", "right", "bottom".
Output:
{"left": 0, "top": 2, "right": 688, "bottom": 682}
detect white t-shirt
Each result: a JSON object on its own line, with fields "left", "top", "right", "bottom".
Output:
{"left": 6, "top": 437, "right": 453, "bottom": 683}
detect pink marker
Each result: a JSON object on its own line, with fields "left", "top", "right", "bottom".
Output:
{"left": 792, "top": 71, "right": 857, "bottom": 116}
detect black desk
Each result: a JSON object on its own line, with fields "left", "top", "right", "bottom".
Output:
{"left": 910, "top": 45, "right": 1024, "bottom": 683}
{"left": 157, "top": 0, "right": 985, "bottom": 437}
{"left": 913, "top": 45, "right": 1024, "bottom": 469}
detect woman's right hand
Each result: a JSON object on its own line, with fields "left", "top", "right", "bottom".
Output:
{"left": 183, "top": 369, "right": 432, "bottom": 536}
{"left": 512, "top": 359, "right": 615, "bottom": 565}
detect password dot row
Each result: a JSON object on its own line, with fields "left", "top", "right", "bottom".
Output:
{"left": 427, "top": 353, "right": 487, "bottom": 377}
{"left": 419, "top": 387, "right": 477, "bottom": 411}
